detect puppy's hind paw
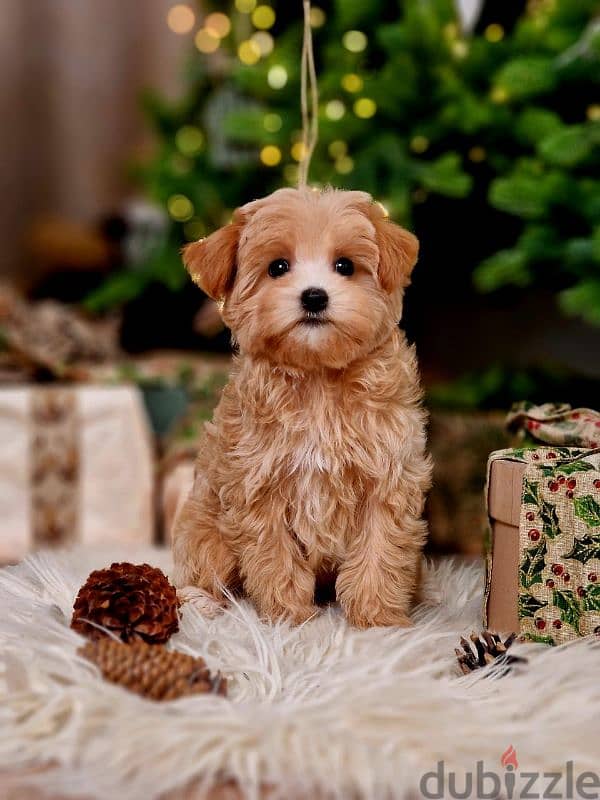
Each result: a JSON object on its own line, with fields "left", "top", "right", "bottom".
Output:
{"left": 177, "top": 586, "right": 225, "bottom": 619}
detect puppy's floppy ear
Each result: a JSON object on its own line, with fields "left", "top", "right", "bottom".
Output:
{"left": 182, "top": 220, "right": 241, "bottom": 301}
{"left": 365, "top": 203, "right": 419, "bottom": 293}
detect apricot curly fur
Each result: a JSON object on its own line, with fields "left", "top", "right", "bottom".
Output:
{"left": 174, "top": 188, "right": 432, "bottom": 628}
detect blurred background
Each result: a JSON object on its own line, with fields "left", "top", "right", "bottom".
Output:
{"left": 1, "top": 0, "right": 598, "bottom": 559}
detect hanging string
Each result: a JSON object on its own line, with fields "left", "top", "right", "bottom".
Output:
{"left": 298, "top": 0, "right": 319, "bottom": 188}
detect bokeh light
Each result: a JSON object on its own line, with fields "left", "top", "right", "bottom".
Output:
{"left": 195, "top": 29, "right": 220, "bottom": 53}
{"left": 335, "top": 156, "right": 354, "bottom": 174}
{"left": 260, "top": 145, "right": 282, "bottom": 166}
{"left": 238, "top": 39, "right": 261, "bottom": 64}
{"left": 341, "top": 73, "right": 363, "bottom": 93}
{"left": 328, "top": 140, "right": 347, "bottom": 158}
{"left": 325, "top": 100, "right": 346, "bottom": 120}
{"left": 291, "top": 142, "right": 307, "bottom": 162}
{"left": 468, "top": 146, "right": 486, "bottom": 162}
{"left": 485, "top": 23, "right": 505, "bottom": 42}
{"left": 267, "top": 65, "right": 288, "bottom": 89}
{"left": 452, "top": 41, "right": 469, "bottom": 59}
{"left": 252, "top": 5, "right": 276, "bottom": 30}
{"left": 263, "top": 113, "right": 282, "bottom": 132}
{"left": 491, "top": 86, "right": 509, "bottom": 103}
{"left": 586, "top": 105, "right": 600, "bottom": 121}
{"left": 204, "top": 13, "right": 231, "bottom": 39}
{"left": 410, "top": 135, "right": 429, "bottom": 153}
{"left": 168, "top": 195, "right": 194, "bottom": 221}
{"left": 284, "top": 164, "right": 299, "bottom": 184}
{"left": 252, "top": 31, "right": 274, "bottom": 55}
{"left": 175, "top": 125, "right": 204, "bottom": 156}
{"left": 353, "top": 98, "right": 377, "bottom": 118}
{"left": 310, "top": 7, "right": 326, "bottom": 28}
{"left": 342, "top": 31, "right": 367, "bottom": 53}
{"left": 235, "top": 0, "right": 256, "bottom": 12}
{"left": 167, "top": 5, "right": 195, "bottom": 34}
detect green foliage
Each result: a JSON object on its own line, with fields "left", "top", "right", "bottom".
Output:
{"left": 95, "top": 0, "right": 599, "bottom": 331}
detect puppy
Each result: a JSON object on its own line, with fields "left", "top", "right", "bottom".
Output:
{"left": 173, "top": 188, "right": 432, "bottom": 628}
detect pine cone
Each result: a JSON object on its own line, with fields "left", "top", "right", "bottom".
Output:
{"left": 71, "top": 562, "right": 179, "bottom": 644}
{"left": 455, "top": 631, "right": 526, "bottom": 675}
{"left": 80, "top": 639, "right": 227, "bottom": 701}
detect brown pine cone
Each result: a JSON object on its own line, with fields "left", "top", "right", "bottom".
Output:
{"left": 80, "top": 639, "right": 227, "bottom": 701}
{"left": 71, "top": 562, "right": 179, "bottom": 644}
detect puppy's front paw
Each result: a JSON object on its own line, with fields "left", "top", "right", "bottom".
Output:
{"left": 258, "top": 602, "right": 320, "bottom": 626}
{"left": 344, "top": 606, "right": 413, "bottom": 630}
{"left": 177, "top": 586, "right": 225, "bottom": 619}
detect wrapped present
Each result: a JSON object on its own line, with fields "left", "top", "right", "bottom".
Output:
{"left": 485, "top": 446, "right": 600, "bottom": 644}
{"left": 507, "top": 402, "right": 600, "bottom": 449}
{"left": 0, "top": 386, "right": 155, "bottom": 563}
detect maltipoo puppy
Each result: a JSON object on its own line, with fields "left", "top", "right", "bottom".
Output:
{"left": 173, "top": 188, "right": 432, "bottom": 628}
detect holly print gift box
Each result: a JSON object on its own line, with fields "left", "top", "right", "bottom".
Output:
{"left": 485, "top": 447, "right": 600, "bottom": 645}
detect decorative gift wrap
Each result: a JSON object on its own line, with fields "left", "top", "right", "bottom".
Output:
{"left": 507, "top": 401, "right": 600, "bottom": 449}
{"left": 485, "top": 446, "right": 600, "bottom": 644}
{"left": 0, "top": 386, "right": 155, "bottom": 563}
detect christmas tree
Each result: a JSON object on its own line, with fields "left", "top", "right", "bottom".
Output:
{"left": 87, "top": 0, "right": 600, "bottom": 331}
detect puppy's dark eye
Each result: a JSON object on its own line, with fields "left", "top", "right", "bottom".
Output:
{"left": 268, "top": 258, "right": 290, "bottom": 278}
{"left": 334, "top": 257, "right": 354, "bottom": 277}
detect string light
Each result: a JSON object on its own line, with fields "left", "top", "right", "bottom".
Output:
{"left": 260, "top": 145, "right": 282, "bottom": 166}
{"left": 204, "top": 12, "right": 231, "bottom": 39}
{"left": 175, "top": 126, "right": 204, "bottom": 156}
{"left": 485, "top": 23, "right": 504, "bottom": 42}
{"left": 195, "top": 29, "right": 220, "bottom": 53}
{"left": 335, "top": 156, "right": 354, "bottom": 174}
{"left": 263, "top": 113, "right": 282, "bottom": 132}
{"left": 353, "top": 98, "right": 377, "bottom": 118}
{"left": 252, "top": 31, "right": 274, "bottom": 55}
{"left": 238, "top": 39, "right": 261, "bottom": 64}
{"left": 310, "top": 7, "right": 326, "bottom": 28}
{"left": 167, "top": 4, "right": 195, "bottom": 34}
{"left": 341, "top": 73, "right": 363, "bottom": 93}
{"left": 410, "top": 135, "right": 429, "bottom": 153}
{"left": 443, "top": 23, "right": 458, "bottom": 40}
{"left": 328, "top": 140, "right": 347, "bottom": 158}
{"left": 451, "top": 41, "right": 469, "bottom": 59}
{"left": 291, "top": 142, "right": 307, "bottom": 162}
{"left": 168, "top": 195, "right": 194, "bottom": 221}
{"left": 342, "top": 31, "right": 367, "bottom": 53}
{"left": 325, "top": 100, "right": 346, "bottom": 120}
{"left": 252, "top": 5, "right": 276, "bottom": 30}
{"left": 267, "top": 65, "right": 288, "bottom": 89}
{"left": 235, "top": 0, "right": 256, "bottom": 12}
{"left": 468, "top": 146, "right": 486, "bottom": 162}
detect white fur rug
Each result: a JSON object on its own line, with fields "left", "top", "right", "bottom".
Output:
{"left": 1, "top": 547, "right": 600, "bottom": 800}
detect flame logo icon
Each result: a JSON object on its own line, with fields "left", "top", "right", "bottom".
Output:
{"left": 501, "top": 745, "right": 519, "bottom": 770}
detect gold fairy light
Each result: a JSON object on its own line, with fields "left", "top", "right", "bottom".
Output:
{"left": 168, "top": 195, "right": 194, "bottom": 221}
{"left": 325, "top": 100, "right": 345, "bottom": 120}
{"left": 490, "top": 86, "right": 509, "bottom": 104}
{"left": 353, "top": 98, "right": 376, "bottom": 119}
{"left": 342, "top": 31, "right": 367, "bottom": 53}
{"left": 291, "top": 142, "right": 307, "bottom": 162}
{"left": 328, "top": 140, "right": 347, "bottom": 158}
{"left": 235, "top": 0, "right": 256, "bottom": 12}
{"left": 267, "top": 65, "right": 288, "bottom": 89}
{"left": 252, "top": 31, "right": 274, "bottom": 55}
{"left": 238, "top": 39, "right": 261, "bottom": 64}
{"left": 252, "top": 5, "right": 276, "bottom": 30}
{"left": 260, "top": 145, "right": 282, "bottom": 166}
{"left": 335, "top": 156, "right": 354, "bottom": 174}
{"left": 410, "top": 135, "right": 429, "bottom": 153}
{"left": 586, "top": 105, "right": 600, "bottom": 121}
{"left": 341, "top": 73, "right": 363, "bottom": 93}
{"left": 195, "top": 28, "right": 220, "bottom": 53}
{"left": 485, "top": 24, "right": 504, "bottom": 42}
{"left": 468, "top": 146, "right": 486, "bottom": 162}
{"left": 204, "top": 13, "right": 231, "bottom": 39}
{"left": 310, "top": 7, "right": 326, "bottom": 28}
{"left": 167, "top": 4, "right": 195, "bottom": 34}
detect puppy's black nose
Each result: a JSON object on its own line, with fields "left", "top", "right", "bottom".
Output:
{"left": 301, "top": 287, "right": 329, "bottom": 312}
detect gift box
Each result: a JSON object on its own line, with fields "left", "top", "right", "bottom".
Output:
{"left": 0, "top": 386, "right": 155, "bottom": 563}
{"left": 162, "top": 459, "right": 195, "bottom": 543}
{"left": 485, "top": 446, "right": 600, "bottom": 644}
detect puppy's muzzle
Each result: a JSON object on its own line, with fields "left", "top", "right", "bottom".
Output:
{"left": 301, "top": 287, "right": 329, "bottom": 313}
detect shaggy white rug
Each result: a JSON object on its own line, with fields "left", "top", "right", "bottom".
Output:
{"left": 1, "top": 546, "right": 600, "bottom": 800}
